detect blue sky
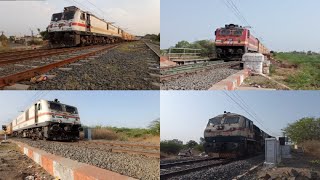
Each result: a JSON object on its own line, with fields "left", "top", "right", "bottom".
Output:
{"left": 161, "top": 0, "right": 320, "bottom": 52}
{"left": 160, "top": 91, "right": 320, "bottom": 143}
{"left": 0, "top": 91, "right": 160, "bottom": 128}
{"left": 0, "top": 0, "right": 159, "bottom": 36}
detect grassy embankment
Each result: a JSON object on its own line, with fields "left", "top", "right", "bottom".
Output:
{"left": 83, "top": 119, "right": 160, "bottom": 143}
{"left": 272, "top": 52, "right": 320, "bottom": 89}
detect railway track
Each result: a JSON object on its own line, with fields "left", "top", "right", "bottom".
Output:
{"left": 160, "top": 61, "right": 241, "bottom": 82}
{"left": 0, "top": 46, "right": 99, "bottom": 65}
{"left": 160, "top": 157, "right": 231, "bottom": 179}
{"left": 144, "top": 41, "right": 160, "bottom": 88}
{"left": 144, "top": 41, "right": 160, "bottom": 57}
{"left": 0, "top": 44, "right": 118, "bottom": 88}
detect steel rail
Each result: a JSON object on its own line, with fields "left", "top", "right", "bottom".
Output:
{"left": 160, "top": 159, "right": 231, "bottom": 179}
{"left": 160, "top": 157, "right": 221, "bottom": 169}
{"left": 0, "top": 46, "right": 101, "bottom": 65}
{"left": 0, "top": 45, "right": 118, "bottom": 88}
{"left": 145, "top": 41, "right": 160, "bottom": 57}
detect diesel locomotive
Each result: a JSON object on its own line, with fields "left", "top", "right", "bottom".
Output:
{"left": 203, "top": 112, "right": 271, "bottom": 157}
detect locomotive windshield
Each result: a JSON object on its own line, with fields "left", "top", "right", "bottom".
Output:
{"left": 49, "top": 102, "right": 63, "bottom": 111}
{"left": 62, "top": 11, "right": 75, "bottom": 20}
{"left": 219, "top": 29, "right": 243, "bottom": 36}
{"left": 51, "top": 13, "right": 62, "bottom": 21}
{"left": 207, "top": 117, "right": 222, "bottom": 126}
{"left": 223, "top": 117, "right": 239, "bottom": 124}
{"left": 65, "top": 106, "right": 78, "bottom": 114}
{"left": 220, "top": 29, "right": 231, "bottom": 36}
{"left": 233, "top": 30, "right": 243, "bottom": 36}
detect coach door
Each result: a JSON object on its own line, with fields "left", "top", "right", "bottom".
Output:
{"left": 86, "top": 14, "right": 91, "bottom": 32}
{"left": 34, "top": 103, "right": 39, "bottom": 124}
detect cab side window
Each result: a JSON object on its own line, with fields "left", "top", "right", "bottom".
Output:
{"left": 80, "top": 13, "right": 86, "bottom": 20}
{"left": 37, "top": 103, "right": 41, "bottom": 111}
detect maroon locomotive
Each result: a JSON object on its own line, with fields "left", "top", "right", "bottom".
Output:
{"left": 215, "top": 24, "right": 270, "bottom": 59}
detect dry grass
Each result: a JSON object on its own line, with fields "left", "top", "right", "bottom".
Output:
{"left": 128, "top": 135, "right": 160, "bottom": 144}
{"left": 91, "top": 128, "right": 119, "bottom": 140}
{"left": 300, "top": 140, "right": 320, "bottom": 158}
{"left": 80, "top": 127, "right": 160, "bottom": 143}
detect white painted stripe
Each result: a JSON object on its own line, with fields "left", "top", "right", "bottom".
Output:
{"left": 53, "top": 161, "right": 75, "bottom": 180}
{"left": 23, "top": 147, "right": 28, "bottom": 155}
{"left": 33, "top": 152, "right": 42, "bottom": 165}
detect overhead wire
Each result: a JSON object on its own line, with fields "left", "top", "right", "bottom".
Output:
{"left": 222, "top": 0, "right": 265, "bottom": 44}
{"left": 222, "top": 91, "right": 276, "bottom": 136}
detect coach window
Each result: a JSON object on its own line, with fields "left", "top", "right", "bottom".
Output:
{"left": 107, "top": 24, "right": 109, "bottom": 30}
{"left": 80, "top": 12, "right": 86, "bottom": 20}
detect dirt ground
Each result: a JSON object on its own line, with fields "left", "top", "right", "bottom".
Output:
{"left": 244, "top": 152, "right": 320, "bottom": 180}
{"left": 241, "top": 74, "right": 288, "bottom": 90}
{"left": 0, "top": 141, "right": 53, "bottom": 180}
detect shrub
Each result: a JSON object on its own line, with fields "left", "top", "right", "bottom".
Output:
{"left": 300, "top": 140, "right": 320, "bottom": 159}
{"left": 91, "top": 128, "right": 119, "bottom": 140}
{"left": 160, "top": 140, "right": 184, "bottom": 155}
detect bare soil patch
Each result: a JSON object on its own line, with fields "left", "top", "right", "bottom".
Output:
{"left": 0, "top": 141, "right": 53, "bottom": 180}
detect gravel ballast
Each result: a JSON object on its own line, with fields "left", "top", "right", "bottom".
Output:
{"left": 161, "top": 68, "right": 240, "bottom": 90}
{"left": 27, "top": 41, "right": 159, "bottom": 90}
{"left": 14, "top": 138, "right": 159, "bottom": 180}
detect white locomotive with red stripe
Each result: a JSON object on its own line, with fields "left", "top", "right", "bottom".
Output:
{"left": 5, "top": 99, "right": 82, "bottom": 141}
{"left": 48, "top": 6, "right": 136, "bottom": 48}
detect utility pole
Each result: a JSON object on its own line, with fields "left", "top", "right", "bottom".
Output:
{"left": 30, "top": 28, "right": 34, "bottom": 41}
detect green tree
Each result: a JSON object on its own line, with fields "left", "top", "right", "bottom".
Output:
{"left": 175, "top": 40, "right": 191, "bottom": 48}
{"left": 283, "top": 117, "right": 320, "bottom": 143}
{"left": 148, "top": 118, "right": 160, "bottom": 135}
{"left": 160, "top": 139, "right": 184, "bottom": 155}
{"left": 186, "top": 140, "right": 198, "bottom": 148}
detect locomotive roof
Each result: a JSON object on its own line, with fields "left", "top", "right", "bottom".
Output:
{"left": 212, "top": 112, "right": 244, "bottom": 118}
{"left": 211, "top": 112, "right": 272, "bottom": 137}
{"left": 62, "top": 6, "right": 122, "bottom": 30}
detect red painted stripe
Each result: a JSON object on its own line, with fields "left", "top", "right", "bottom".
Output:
{"left": 12, "top": 112, "right": 79, "bottom": 128}
{"left": 71, "top": 22, "right": 90, "bottom": 28}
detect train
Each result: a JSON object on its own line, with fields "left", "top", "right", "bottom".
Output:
{"left": 203, "top": 112, "right": 272, "bottom": 158}
{"left": 3, "top": 99, "right": 82, "bottom": 141}
{"left": 215, "top": 24, "right": 270, "bottom": 59}
{"left": 48, "top": 6, "right": 136, "bottom": 48}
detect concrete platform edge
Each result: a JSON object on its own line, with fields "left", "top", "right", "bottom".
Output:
{"left": 209, "top": 69, "right": 250, "bottom": 90}
{"left": 10, "top": 139, "right": 137, "bottom": 180}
